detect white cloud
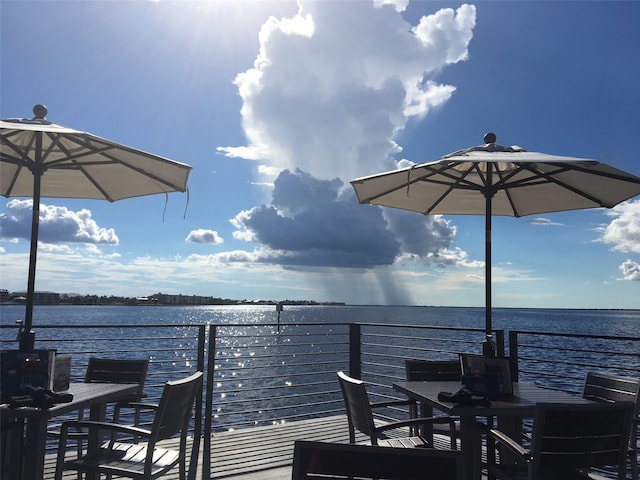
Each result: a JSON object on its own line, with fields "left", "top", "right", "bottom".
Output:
{"left": 211, "top": 0, "right": 478, "bottom": 302}
{"left": 0, "top": 199, "right": 119, "bottom": 245}
{"left": 186, "top": 229, "right": 224, "bottom": 245}
{"left": 375, "top": 0, "right": 409, "bottom": 12}
{"left": 602, "top": 200, "right": 640, "bottom": 253}
{"left": 529, "top": 217, "right": 563, "bottom": 226}
{"left": 620, "top": 259, "right": 640, "bottom": 281}
{"left": 218, "top": 1, "right": 476, "bottom": 182}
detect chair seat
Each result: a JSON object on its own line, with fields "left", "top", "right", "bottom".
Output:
{"left": 64, "top": 441, "right": 180, "bottom": 477}
{"left": 377, "top": 435, "right": 427, "bottom": 448}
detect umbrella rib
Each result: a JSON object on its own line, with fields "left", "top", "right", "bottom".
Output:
{"left": 54, "top": 134, "right": 188, "bottom": 192}
{"left": 1, "top": 160, "right": 25, "bottom": 197}
{"left": 494, "top": 168, "right": 521, "bottom": 216}
{"left": 545, "top": 161, "right": 640, "bottom": 184}
{"left": 45, "top": 133, "right": 117, "bottom": 201}
{"left": 518, "top": 163, "right": 631, "bottom": 208}
{"left": 1, "top": 133, "right": 38, "bottom": 168}
{"left": 420, "top": 163, "right": 478, "bottom": 214}
{"left": 1, "top": 133, "right": 39, "bottom": 196}
{"left": 97, "top": 150, "right": 187, "bottom": 191}
{"left": 38, "top": 133, "right": 187, "bottom": 193}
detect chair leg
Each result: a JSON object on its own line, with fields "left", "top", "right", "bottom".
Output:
{"left": 630, "top": 448, "right": 638, "bottom": 480}
{"left": 1, "top": 418, "right": 24, "bottom": 479}
{"left": 485, "top": 416, "right": 496, "bottom": 480}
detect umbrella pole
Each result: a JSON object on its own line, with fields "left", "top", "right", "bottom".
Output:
{"left": 482, "top": 167, "right": 497, "bottom": 357}
{"left": 20, "top": 183, "right": 39, "bottom": 351}
{"left": 19, "top": 138, "right": 43, "bottom": 352}
{"left": 485, "top": 193, "right": 492, "bottom": 337}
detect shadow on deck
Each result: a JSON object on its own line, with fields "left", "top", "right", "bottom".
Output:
{"left": 38, "top": 414, "right": 617, "bottom": 480}
{"left": 46, "top": 415, "right": 356, "bottom": 480}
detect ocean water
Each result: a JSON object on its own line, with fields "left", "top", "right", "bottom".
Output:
{"left": 1, "top": 304, "right": 639, "bottom": 336}
{"left": 1, "top": 304, "right": 638, "bottom": 437}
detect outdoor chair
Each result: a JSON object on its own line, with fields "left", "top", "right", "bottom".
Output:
{"left": 582, "top": 371, "right": 640, "bottom": 480}
{"left": 405, "top": 359, "right": 462, "bottom": 437}
{"left": 337, "top": 371, "right": 457, "bottom": 449}
{"left": 405, "top": 359, "right": 461, "bottom": 382}
{"left": 481, "top": 402, "right": 635, "bottom": 480}
{"left": 0, "top": 417, "right": 23, "bottom": 478}
{"left": 291, "top": 440, "right": 461, "bottom": 480}
{"left": 54, "top": 370, "right": 203, "bottom": 480}
{"left": 48, "top": 357, "right": 149, "bottom": 463}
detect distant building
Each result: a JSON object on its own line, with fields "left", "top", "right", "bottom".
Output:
{"left": 0, "top": 289, "right": 11, "bottom": 304}
{"left": 11, "top": 291, "right": 60, "bottom": 305}
{"left": 149, "top": 293, "right": 216, "bottom": 306}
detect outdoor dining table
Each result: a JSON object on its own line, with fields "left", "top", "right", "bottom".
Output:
{"left": 393, "top": 380, "right": 595, "bottom": 480}
{"left": 0, "top": 381, "right": 139, "bottom": 480}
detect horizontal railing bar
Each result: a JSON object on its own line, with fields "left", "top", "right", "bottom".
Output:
{"left": 511, "top": 329, "right": 640, "bottom": 341}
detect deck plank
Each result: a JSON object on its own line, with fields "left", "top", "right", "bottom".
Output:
{"left": 45, "top": 414, "right": 626, "bottom": 480}
{"left": 45, "top": 415, "right": 356, "bottom": 480}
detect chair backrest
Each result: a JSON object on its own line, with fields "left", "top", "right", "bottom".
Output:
{"left": 150, "top": 371, "right": 203, "bottom": 443}
{"left": 336, "top": 371, "right": 377, "bottom": 444}
{"left": 84, "top": 357, "right": 149, "bottom": 402}
{"left": 529, "top": 402, "right": 635, "bottom": 477}
{"left": 582, "top": 371, "right": 640, "bottom": 418}
{"left": 582, "top": 371, "right": 640, "bottom": 464}
{"left": 405, "top": 359, "right": 461, "bottom": 381}
{"left": 292, "top": 440, "right": 461, "bottom": 480}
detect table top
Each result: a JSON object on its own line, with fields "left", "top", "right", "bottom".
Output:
{"left": 0, "top": 382, "right": 139, "bottom": 420}
{"left": 393, "top": 380, "right": 594, "bottom": 417}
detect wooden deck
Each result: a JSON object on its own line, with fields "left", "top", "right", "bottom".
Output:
{"left": 39, "top": 415, "right": 622, "bottom": 480}
{"left": 45, "top": 415, "right": 357, "bottom": 480}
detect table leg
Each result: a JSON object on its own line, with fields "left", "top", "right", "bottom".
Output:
{"left": 22, "top": 415, "right": 47, "bottom": 480}
{"left": 418, "top": 402, "right": 435, "bottom": 442}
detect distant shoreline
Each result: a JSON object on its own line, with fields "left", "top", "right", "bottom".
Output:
{"left": 1, "top": 303, "right": 638, "bottom": 312}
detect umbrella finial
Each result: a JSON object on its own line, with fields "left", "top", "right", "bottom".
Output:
{"left": 484, "top": 132, "right": 496, "bottom": 144}
{"left": 33, "top": 104, "right": 48, "bottom": 120}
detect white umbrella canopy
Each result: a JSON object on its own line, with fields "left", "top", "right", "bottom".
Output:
{"left": 351, "top": 133, "right": 640, "bottom": 353}
{"left": 1, "top": 105, "right": 193, "bottom": 350}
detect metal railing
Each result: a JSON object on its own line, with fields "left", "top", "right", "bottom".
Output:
{"left": 2, "top": 321, "right": 638, "bottom": 480}
{"left": 509, "top": 329, "right": 640, "bottom": 392}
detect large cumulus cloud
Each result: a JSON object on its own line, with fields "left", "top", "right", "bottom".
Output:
{"left": 213, "top": 1, "right": 476, "bottom": 275}
{"left": 218, "top": 1, "right": 476, "bottom": 181}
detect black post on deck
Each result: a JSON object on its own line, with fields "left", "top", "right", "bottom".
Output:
{"left": 348, "top": 324, "right": 362, "bottom": 379}
{"left": 188, "top": 324, "right": 206, "bottom": 480}
{"left": 508, "top": 330, "right": 520, "bottom": 382}
{"left": 203, "top": 324, "right": 217, "bottom": 480}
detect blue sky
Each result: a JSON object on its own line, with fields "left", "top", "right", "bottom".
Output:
{"left": 1, "top": 0, "right": 639, "bottom": 309}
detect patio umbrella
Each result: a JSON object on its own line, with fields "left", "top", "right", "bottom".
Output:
{"left": 1, "top": 105, "right": 193, "bottom": 351}
{"left": 350, "top": 133, "right": 640, "bottom": 354}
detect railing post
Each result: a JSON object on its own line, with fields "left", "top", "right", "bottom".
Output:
{"left": 349, "top": 323, "right": 362, "bottom": 379}
{"left": 202, "top": 324, "right": 217, "bottom": 480}
{"left": 509, "top": 330, "right": 519, "bottom": 382}
{"left": 189, "top": 324, "right": 206, "bottom": 480}
{"left": 494, "top": 329, "right": 505, "bottom": 357}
